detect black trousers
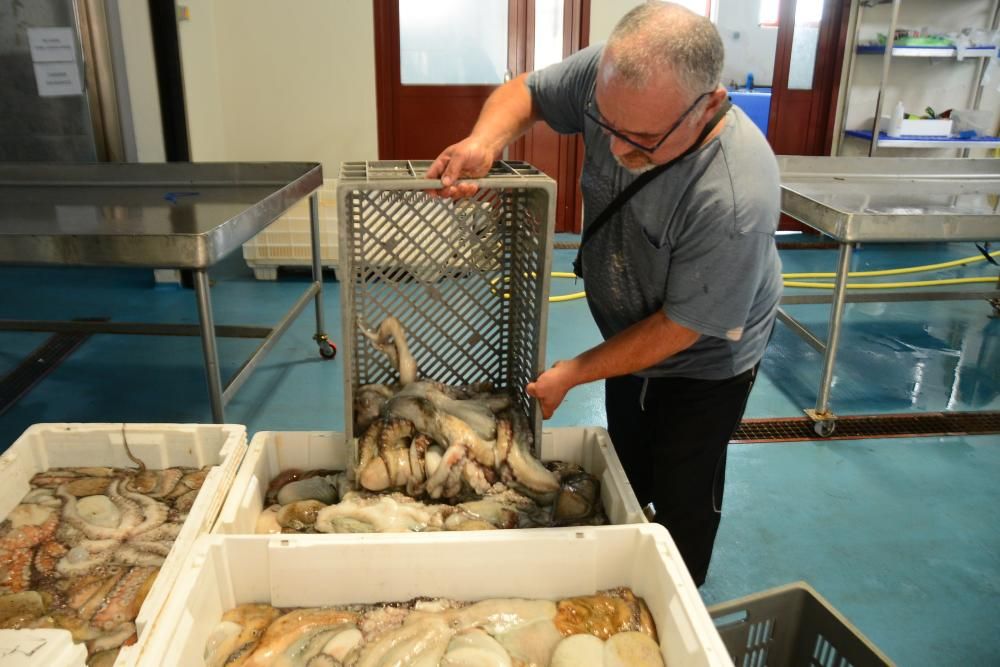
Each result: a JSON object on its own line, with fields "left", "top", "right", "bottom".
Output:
{"left": 605, "top": 365, "right": 757, "bottom": 586}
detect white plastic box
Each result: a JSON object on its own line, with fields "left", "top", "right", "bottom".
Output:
{"left": 242, "top": 178, "right": 339, "bottom": 280}
{"left": 0, "top": 423, "right": 248, "bottom": 667}
{"left": 136, "top": 525, "right": 733, "bottom": 666}
{"left": 880, "top": 115, "right": 953, "bottom": 137}
{"left": 214, "top": 427, "right": 645, "bottom": 534}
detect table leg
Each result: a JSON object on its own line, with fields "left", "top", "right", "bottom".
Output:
{"left": 194, "top": 269, "right": 225, "bottom": 423}
{"left": 812, "top": 242, "right": 853, "bottom": 429}
{"left": 309, "top": 193, "right": 335, "bottom": 359}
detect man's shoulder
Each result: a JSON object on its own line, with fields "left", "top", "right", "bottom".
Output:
{"left": 717, "top": 108, "right": 780, "bottom": 186}
{"left": 679, "top": 113, "right": 780, "bottom": 236}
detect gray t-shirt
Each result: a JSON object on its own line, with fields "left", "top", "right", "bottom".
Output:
{"left": 527, "top": 44, "right": 782, "bottom": 380}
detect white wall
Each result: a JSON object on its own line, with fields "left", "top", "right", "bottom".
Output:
{"left": 177, "top": 0, "right": 378, "bottom": 175}
{"left": 589, "top": 0, "right": 777, "bottom": 88}
{"left": 589, "top": 0, "right": 644, "bottom": 44}
{"left": 176, "top": 0, "right": 227, "bottom": 161}
{"left": 839, "top": 0, "right": 1000, "bottom": 156}
{"left": 716, "top": 0, "right": 778, "bottom": 87}
{"left": 113, "top": 0, "right": 165, "bottom": 162}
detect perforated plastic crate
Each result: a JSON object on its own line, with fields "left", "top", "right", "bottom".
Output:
{"left": 709, "top": 582, "right": 895, "bottom": 667}
{"left": 337, "top": 160, "right": 556, "bottom": 453}
{"left": 241, "top": 178, "right": 338, "bottom": 280}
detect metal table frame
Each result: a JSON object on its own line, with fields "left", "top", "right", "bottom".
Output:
{"left": 777, "top": 156, "right": 1000, "bottom": 436}
{"left": 0, "top": 163, "right": 334, "bottom": 423}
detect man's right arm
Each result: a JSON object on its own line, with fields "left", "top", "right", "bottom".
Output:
{"left": 425, "top": 73, "right": 539, "bottom": 198}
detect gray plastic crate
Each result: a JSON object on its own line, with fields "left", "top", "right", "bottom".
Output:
{"left": 337, "top": 160, "right": 556, "bottom": 457}
{"left": 709, "top": 582, "right": 895, "bottom": 667}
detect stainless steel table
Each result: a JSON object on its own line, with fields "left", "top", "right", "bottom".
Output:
{"left": 777, "top": 156, "right": 1000, "bottom": 435}
{"left": 0, "top": 162, "right": 335, "bottom": 422}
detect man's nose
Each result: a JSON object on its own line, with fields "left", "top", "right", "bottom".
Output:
{"left": 608, "top": 134, "right": 634, "bottom": 157}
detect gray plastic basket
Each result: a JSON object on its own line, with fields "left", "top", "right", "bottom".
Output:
{"left": 709, "top": 582, "right": 895, "bottom": 667}
{"left": 337, "top": 160, "right": 556, "bottom": 458}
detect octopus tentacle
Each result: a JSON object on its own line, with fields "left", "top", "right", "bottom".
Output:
{"left": 504, "top": 412, "right": 559, "bottom": 494}
{"left": 104, "top": 480, "right": 143, "bottom": 536}
{"left": 462, "top": 460, "right": 495, "bottom": 495}
{"left": 358, "top": 316, "right": 416, "bottom": 386}
{"left": 112, "top": 545, "right": 166, "bottom": 567}
{"left": 358, "top": 422, "right": 383, "bottom": 470}
{"left": 131, "top": 522, "right": 182, "bottom": 542}
{"left": 86, "top": 621, "right": 137, "bottom": 654}
{"left": 91, "top": 566, "right": 157, "bottom": 630}
{"left": 423, "top": 444, "right": 466, "bottom": 499}
{"left": 118, "top": 487, "right": 168, "bottom": 537}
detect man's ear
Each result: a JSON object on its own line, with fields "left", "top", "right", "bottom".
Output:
{"left": 701, "top": 88, "right": 729, "bottom": 120}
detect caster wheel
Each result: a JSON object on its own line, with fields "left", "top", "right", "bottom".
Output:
{"left": 319, "top": 341, "right": 337, "bottom": 360}
{"left": 813, "top": 420, "right": 836, "bottom": 437}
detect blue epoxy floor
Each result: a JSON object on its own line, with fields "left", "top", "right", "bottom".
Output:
{"left": 0, "top": 238, "right": 998, "bottom": 665}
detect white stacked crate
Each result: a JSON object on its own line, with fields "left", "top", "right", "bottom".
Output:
{"left": 214, "top": 427, "right": 645, "bottom": 534}
{"left": 136, "top": 525, "right": 733, "bottom": 666}
{"left": 0, "top": 423, "right": 247, "bottom": 667}
{"left": 241, "top": 178, "right": 339, "bottom": 280}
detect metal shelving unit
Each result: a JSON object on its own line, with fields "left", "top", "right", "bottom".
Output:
{"left": 845, "top": 129, "right": 1000, "bottom": 148}
{"left": 856, "top": 44, "right": 997, "bottom": 57}
{"left": 838, "top": 0, "right": 1000, "bottom": 156}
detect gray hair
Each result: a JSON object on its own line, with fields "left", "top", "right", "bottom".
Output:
{"left": 605, "top": 1, "right": 724, "bottom": 97}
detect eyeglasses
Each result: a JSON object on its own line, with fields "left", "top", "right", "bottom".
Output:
{"left": 584, "top": 84, "right": 711, "bottom": 154}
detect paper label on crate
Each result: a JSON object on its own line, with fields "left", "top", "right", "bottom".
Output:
{"left": 27, "top": 27, "right": 77, "bottom": 63}
{"left": 33, "top": 62, "right": 83, "bottom": 97}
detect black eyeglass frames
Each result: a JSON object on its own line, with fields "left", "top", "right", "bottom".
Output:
{"left": 584, "top": 85, "right": 712, "bottom": 153}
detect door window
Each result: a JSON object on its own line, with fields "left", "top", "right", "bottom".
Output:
{"left": 399, "top": 0, "right": 509, "bottom": 84}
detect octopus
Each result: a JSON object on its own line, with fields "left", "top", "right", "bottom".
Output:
{"left": 354, "top": 316, "right": 560, "bottom": 501}
{"left": 0, "top": 504, "right": 60, "bottom": 593}
{"left": 55, "top": 478, "right": 176, "bottom": 574}
{"left": 206, "top": 590, "right": 663, "bottom": 667}
{"left": 0, "top": 462, "right": 211, "bottom": 663}
{"left": 262, "top": 462, "right": 604, "bottom": 535}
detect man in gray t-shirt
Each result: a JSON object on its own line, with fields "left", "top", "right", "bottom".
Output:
{"left": 427, "top": 2, "right": 780, "bottom": 585}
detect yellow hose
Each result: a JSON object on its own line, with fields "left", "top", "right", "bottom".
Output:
{"left": 782, "top": 249, "right": 1000, "bottom": 279}
{"left": 784, "top": 276, "right": 998, "bottom": 289}
{"left": 544, "top": 253, "right": 998, "bottom": 301}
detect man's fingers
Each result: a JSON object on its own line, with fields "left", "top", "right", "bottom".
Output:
{"left": 440, "top": 152, "right": 468, "bottom": 188}
{"left": 526, "top": 382, "right": 538, "bottom": 398}
{"left": 425, "top": 153, "right": 449, "bottom": 180}
{"left": 454, "top": 182, "right": 479, "bottom": 198}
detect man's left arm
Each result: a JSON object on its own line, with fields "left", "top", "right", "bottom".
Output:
{"left": 527, "top": 310, "right": 699, "bottom": 418}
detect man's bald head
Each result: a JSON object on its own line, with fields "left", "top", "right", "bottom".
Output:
{"left": 603, "top": 1, "right": 724, "bottom": 98}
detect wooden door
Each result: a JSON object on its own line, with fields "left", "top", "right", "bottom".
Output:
{"left": 510, "top": 0, "right": 588, "bottom": 233}
{"left": 374, "top": 0, "right": 588, "bottom": 232}
{"left": 767, "top": 0, "right": 851, "bottom": 231}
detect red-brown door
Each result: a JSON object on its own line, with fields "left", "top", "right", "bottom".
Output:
{"left": 374, "top": 0, "right": 588, "bottom": 232}
{"left": 767, "top": 0, "right": 851, "bottom": 231}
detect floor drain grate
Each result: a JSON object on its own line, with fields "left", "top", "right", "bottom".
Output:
{"left": 733, "top": 412, "right": 1000, "bottom": 443}
{"left": 0, "top": 327, "right": 96, "bottom": 416}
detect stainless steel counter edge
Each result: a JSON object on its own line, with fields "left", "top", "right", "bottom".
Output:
{"left": 0, "top": 162, "right": 323, "bottom": 269}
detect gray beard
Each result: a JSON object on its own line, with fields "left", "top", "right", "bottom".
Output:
{"left": 614, "top": 153, "right": 657, "bottom": 175}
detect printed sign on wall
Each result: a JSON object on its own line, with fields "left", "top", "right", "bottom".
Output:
{"left": 26, "top": 27, "right": 83, "bottom": 97}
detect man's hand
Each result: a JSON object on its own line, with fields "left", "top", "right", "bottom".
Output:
{"left": 526, "top": 359, "right": 579, "bottom": 419}
{"left": 425, "top": 137, "right": 497, "bottom": 199}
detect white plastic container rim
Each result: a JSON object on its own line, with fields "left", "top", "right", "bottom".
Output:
{"left": 213, "top": 427, "right": 646, "bottom": 535}
{"left": 137, "top": 524, "right": 733, "bottom": 666}
{"left": 0, "top": 422, "right": 248, "bottom": 667}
